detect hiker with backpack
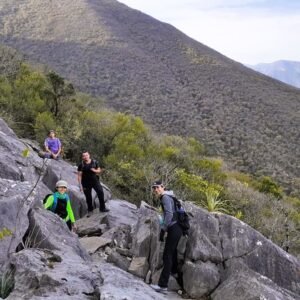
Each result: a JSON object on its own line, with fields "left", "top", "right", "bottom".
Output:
{"left": 44, "top": 180, "right": 77, "bottom": 232}
{"left": 77, "top": 150, "right": 109, "bottom": 217}
{"left": 150, "top": 180, "right": 185, "bottom": 294}
{"left": 39, "top": 129, "right": 62, "bottom": 159}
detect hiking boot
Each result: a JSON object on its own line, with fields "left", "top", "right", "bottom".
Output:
{"left": 100, "top": 208, "right": 110, "bottom": 213}
{"left": 150, "top": 284, "right": 167, "bottom": 294}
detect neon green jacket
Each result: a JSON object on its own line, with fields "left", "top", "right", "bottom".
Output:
{"left": 44, "top": 192, "right": 76, "bottom": 223}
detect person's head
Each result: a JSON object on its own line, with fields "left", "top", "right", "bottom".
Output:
{"left": 56, "top": 180, "right": 68, "bottom": 194}
{"left": 48, "top": 130, "right": 56, "bottom": 138}
{"left": 152, "top": 180, "right": 165, "bottom": 196}
{"left": 81, "top": 151, "right": 91, "bottom": 162}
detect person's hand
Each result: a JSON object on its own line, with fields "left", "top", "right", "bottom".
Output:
{"left": 159, "top": 229, "right": 165, "bottom": 242}
{"left": 90, "top": 168, "right": 97, "bottom": 173}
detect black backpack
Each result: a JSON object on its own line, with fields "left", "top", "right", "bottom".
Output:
{"left": 166, "top": 195, "right": 190, "bottom": 235}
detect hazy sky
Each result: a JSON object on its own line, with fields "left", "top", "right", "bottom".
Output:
{"left": 118, "top": 0, "right": 300, "bottom": 65}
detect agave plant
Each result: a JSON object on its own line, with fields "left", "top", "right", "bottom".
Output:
{"left": 201, "top": 187, "right": 229, "bottom": 214}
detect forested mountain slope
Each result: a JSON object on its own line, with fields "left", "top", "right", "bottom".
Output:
{"left": 0, "top": 0, "right": 299, "bottom": 192}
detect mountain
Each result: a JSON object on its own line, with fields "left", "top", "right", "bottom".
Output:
{"left": 0, "top": 0, "right": 299, "bottom": 192}
{"left": 248, "top": 60, "right": 300, "bottom": 89}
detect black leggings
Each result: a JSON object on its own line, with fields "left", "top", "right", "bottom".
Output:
{"left": 158, "top": 223, "right": 182, "bottom": 288}
{"left": 83, "top": 180, "right": 105, "bottom": 212}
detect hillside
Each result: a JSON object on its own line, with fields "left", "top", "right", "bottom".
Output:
{"left": 0, "top": 0, "right": 299, "bottom": 192}
{"left": 248, "top": 60, "right": 300, "bottom": 89}
{"left": 0, "top": 117, "right": 299, "bottom": 299}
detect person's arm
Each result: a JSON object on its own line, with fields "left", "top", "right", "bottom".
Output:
{"left": 44, "top": 138, "right": 51, "bottom": 153}
{"left": 44, "top": 195, "right": 54, "bottom": 210}
{"left": 161, "top": 195, "right": 174, "bottom": 231}
{"left": 77, "top": 164, "right": 83, "bottom": 191}
{"left": 66, "top": 200, "right": 76, "bottom": 223}
{"left": 91, "top": 160, "right": 102, "bottom": 174}
{"left": 56, "top": 138, "right": 62, "bottom": 155}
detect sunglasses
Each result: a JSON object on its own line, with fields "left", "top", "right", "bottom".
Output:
{"left": 57, "top": 186, "right": 67, "bottom": 189}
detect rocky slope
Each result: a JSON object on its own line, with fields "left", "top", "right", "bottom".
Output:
{"left": 0, "top": 0, "right": 299, "bottom": 192}
{"left": 0, "top": 118, "right": 299, "bottom": 299}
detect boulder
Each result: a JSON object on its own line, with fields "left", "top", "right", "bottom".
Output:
{"left": 4, "top": 248, "right": 103, "bottom": 300}
{"left": 211, "top": 264, "right": 300, "bottom": 300}
{"left": 217, "top": 213, "right": 300, "bottom": 295}
{"left": 182, "top": 260, "right": 220, "bottom": 298}
{"left": 99, "top": 262, "right": 183, "bottom": 300}
{"left": 0, "top": 179, "right": 46, "bottom": 264}
{"left": 76, "top": 212, "right": 108, "bottom": 237}
{"left": 106, "top": 199, "right": 138, "bottom": 229}
{"left": 27, "top": 207, "right": 90, "bottom": 261}
{"left": 107, "top": 250, "right": 131, "bottom": 271}
{"left": 79, "top": 236, "right": 111, "bottom": 254}
{"left": 128, "top": 256, "right": 149, "bottom": 278}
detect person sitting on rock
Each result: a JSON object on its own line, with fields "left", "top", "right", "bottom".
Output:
{"left": 77, "top": 150, "right": 109, "bottom": 217}
{"left": 44, "top": 180, "right": 77, "bottom": 232}
{"left": 39, "top": 129, "right": 62, "bottom": 159}
{"left": 150, "top": 180, "right": 182, "bottom": 294}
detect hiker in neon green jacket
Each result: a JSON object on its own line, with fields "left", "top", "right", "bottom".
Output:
{"left": 44, "top": 180, "right": 77, "bottom": 232}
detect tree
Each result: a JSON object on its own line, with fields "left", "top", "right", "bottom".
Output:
{"left": 44, "top": 71, "right": 75, "bottom": 118}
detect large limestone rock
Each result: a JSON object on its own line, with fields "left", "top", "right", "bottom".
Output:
{"left": 106, "top": 199, "right": 138, "bottom": 229}
{"left": 99, "top": 262, "right": 183, "bottom": 300}
{"left": 217, "top": 213, "right": 300, "bottom": 296}
{"left": 0, "top": 118, "right": 44, "bottom": 183}
{"left": 76, "top": 212, "right": 108, "bottom": 237}
{"left": 5, "top": 248, "right": 103, "bottom": 300}
{"left": 182, "top": 260, "right": 220, "bottom": 298}
{"left": 27, "top": 207, "right": 90, "bottom": 261}
{"left": 211, "top": 264, "right": 300, "bottom": 300}
{"left": 0, "top": 179, "right": 48, "bottom": 264}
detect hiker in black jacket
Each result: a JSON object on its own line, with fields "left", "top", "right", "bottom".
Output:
{"left": 150, "top": 181, "right": 182, "bottom": 294}
{"left": 77, "top": 151, "right": 109, "bottom": 217}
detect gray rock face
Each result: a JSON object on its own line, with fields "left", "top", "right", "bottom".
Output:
{"left": 212, "top": 264, "right": 300, "bottom": 300}
{"left": 76, "top": 212, "right": 108, "bottom": 237}
{"left": 0, "top": 179, "right": 47, "bottom": 264}
{"left": 0, "top": 118, "right": 44, "bottom": 182}
{"left": 218, "top": 213, "right": 300, "bottom": 296}
{"left": 27, "top": 207, "right": 90, "bottom": 261}
{"left": 6, "top": 248, "right": 103, "bottom": 300}
{"left": 98, "top": 262, "right": 182, "bottom": 300}
{"left": 106, "top": 199, "right": 138, "bottom": 228}
{"left": 182, "top": 261, "right": 220, "bottom": 298}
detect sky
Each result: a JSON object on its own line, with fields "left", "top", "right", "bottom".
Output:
{"left": 118, "top": 0, "right": 300, "bottom": 65}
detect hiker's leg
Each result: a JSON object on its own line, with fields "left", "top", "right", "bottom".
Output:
{"left": 66, "top": 220, "right": 72, "bottom": 231}
{"left": 83, "top": 186, "right": 93, "bottom": 212}
{"left": 158, "top": 223, "right": 182, "bottom": 288}
{"left": 92, "top": 180, "right": 105, "bottom": 211}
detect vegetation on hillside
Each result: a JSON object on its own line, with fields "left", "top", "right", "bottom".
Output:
{"left": 0, "top": 56, "right": 299, "bottom": 256}
{"left": 0, "top": 0, "right": 299, "bottom": 197}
